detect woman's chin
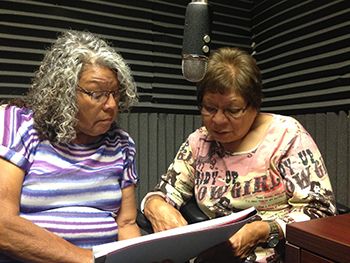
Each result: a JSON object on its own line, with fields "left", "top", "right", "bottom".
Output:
{"left": 96, "top": 121, "right": 113, "bottom": 132}
{"left": 212, "top": 131, "right": 231, "bottom": 141}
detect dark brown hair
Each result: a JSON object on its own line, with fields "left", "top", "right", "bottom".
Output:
{"left": 197, "top": 47, "right": 263, "bottom": 109}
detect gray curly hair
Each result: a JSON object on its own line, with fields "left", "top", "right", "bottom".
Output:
{"left": 25, "top": 30, "right": 138, "bottom": 143}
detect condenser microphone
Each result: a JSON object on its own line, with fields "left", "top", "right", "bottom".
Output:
{"left": 182, "top": 0, "right": 211, "bottom": 82}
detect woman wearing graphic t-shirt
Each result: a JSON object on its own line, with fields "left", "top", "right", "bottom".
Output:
{"left": 142, "top": 47, "right": 336, "bottom": 263}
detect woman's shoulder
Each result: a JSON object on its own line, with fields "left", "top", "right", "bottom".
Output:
{"left": 0, "top": 104, "right": 34, "bottom": 130}
{"left": 1, "top": 103, "right": 32, "bottom": 114}
{"left": 268, "top": 113, "right": 304, "bottom": 130}
{"left": 261, "top": 113, "right": 306, "bottom": 141}
{"left": 0, "top": 105, "right": 39, "bottom": 169}
{"left": 188, "top": 126, "right": 210, "bottom": 140}
{"left": 186, "top": 126, "right": 215, "bottom": 151}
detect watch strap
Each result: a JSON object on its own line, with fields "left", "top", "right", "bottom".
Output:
{"left": 264, "top": 220, "right": 280, "bottom": 248}
{"left": 267, "top": 220, "right": 280, "bottom": 236}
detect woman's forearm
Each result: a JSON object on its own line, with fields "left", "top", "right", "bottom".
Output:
{"left": 0, "top": 214, "right": 92, "bottom": 263}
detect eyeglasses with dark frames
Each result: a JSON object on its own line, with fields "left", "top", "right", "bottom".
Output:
{"left": 200, "top": 104, "right": 249, "bottom": 119}
{"left": 76, "top": 85, "right": 120, "bottom": 104}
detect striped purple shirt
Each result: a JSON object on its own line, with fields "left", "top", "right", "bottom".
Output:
{"left": 0, "top": 105, "right": 138, "bottom": 252}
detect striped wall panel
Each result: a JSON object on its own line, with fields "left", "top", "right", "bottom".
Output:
{"left": 119, "top": 112, "right": 350, "bottom": 208}
{"left": 118, "top": 112, "right": 202, "bottom": 202}
{"left": 1, "top": 0, "right": 349, "bottom": 209}
{"left": 252, "top": 0, "right": 350, "bottom": 114}
{"left": 0, "top": 0, "right": 252, "bottom": 113}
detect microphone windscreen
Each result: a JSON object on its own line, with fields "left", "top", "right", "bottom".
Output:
{"left": 182, "top": 2, "right": 211, "bottom": 82}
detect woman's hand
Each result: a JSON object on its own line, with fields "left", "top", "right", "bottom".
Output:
{"left": 144, "top": 195, "right": 188, "bottom": 232}
{"left": 228, "top": 221, "right": 269, "bottom": 258}
{"left": 195, "top": 221, "right": 270, "bottom": 262}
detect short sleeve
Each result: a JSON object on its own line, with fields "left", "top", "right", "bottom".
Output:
{"left": 0, "top": 105, "right": 39, "bottom": 171}
{"left": 119, "top": 130, "right": 139, "bottom": 188}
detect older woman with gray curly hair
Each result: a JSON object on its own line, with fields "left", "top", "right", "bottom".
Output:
{"left": 0, "top": 30, "right": 140, "bottom": 263}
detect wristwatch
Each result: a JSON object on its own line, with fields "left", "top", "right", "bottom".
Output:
{"left": 265, "top": 221, "right": 280, "bottom": 248}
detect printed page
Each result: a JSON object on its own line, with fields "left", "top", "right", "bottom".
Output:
{"left": 93, "top": 207, "right": 257, "bottom": 263}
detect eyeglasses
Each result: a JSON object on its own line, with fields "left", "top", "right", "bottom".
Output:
{"left": 76, "top": 85, "right": 119, "bottom": 104}
{"left": 200, "top": 104, "right": 248, "bottom": 119}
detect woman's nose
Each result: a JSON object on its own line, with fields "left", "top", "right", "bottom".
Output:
{"left": 211, "top": 109, "right": 229, "bottom": 124}
{"left": 103, "top": 93, "right": 118, "bottom": 109}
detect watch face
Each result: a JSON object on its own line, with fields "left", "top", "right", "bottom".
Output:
{"left": 267, "top": 234, "right": 279, "bottom": 248}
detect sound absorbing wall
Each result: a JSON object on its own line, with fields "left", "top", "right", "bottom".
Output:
{"left": 1, "top": 0, "right": 349, "bottom": 207}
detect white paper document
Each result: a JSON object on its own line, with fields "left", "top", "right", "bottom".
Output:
{"left": 93, "top": 206, "right": 257, "bottom": 263}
